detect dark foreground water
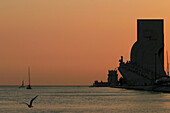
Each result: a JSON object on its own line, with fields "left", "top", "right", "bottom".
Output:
{"left": 0, "top": 86, "right": 170, "bottom": 113}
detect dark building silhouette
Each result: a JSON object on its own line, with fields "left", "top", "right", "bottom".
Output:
{"left": 90, "top": 70, "right": 118, "bottom": 87}
{"left": 118, "top": 19, "right": 167, "bottom": 86}
{"left": 108, "top": 70, "right": 118, "bottom": 86}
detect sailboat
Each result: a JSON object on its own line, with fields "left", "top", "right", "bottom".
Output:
{"left": 26, "top": 67, "right": 32, "bottom": 89}
{"left": 19, "top": 80, "right": 25, "bottom": 88}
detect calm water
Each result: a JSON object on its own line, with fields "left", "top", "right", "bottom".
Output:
{"left": 0, "top": 86, "right": 170, "bottom": 113}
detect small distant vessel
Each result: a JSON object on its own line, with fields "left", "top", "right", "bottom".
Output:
{"left": 19, "top": 80, "right": 25, "bottom": 88}
{"left": 26, "top": 67, "right": 32, "bottom": 89}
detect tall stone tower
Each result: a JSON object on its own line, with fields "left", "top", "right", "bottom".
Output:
{"left": 130, "top": 19, "right": 165, "bottom": 79}
{"left": 107, "top": 70, "right": 118, "bottom": 86}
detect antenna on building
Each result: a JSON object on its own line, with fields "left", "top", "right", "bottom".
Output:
{"left": 167, "top": 51, "right": 169, "bottom": 76}
{"left": 155, "top": 53, "right": 157, "bottom": 80}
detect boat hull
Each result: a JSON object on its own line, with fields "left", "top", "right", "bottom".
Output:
{"left": 26, "top": 85, "right": 32, "bottom": 89}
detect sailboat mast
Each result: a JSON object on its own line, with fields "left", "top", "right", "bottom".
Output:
{"left": 167, "top": 51, "right": 169, "bottom": 76}
{"left": 28, "top": 67, "right": 31, "bottom": 85}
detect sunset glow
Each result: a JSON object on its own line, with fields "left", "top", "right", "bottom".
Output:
{"left": 0, "top": 0, "right": 170, "bottom": 85}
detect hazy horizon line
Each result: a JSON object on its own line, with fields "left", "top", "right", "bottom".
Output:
{"left": 0, "top": 85, "right": 89, "bottom": 87}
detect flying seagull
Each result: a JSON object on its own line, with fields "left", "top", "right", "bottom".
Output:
{"left": 23, "top": 95, "right": 38, "bottom": 108}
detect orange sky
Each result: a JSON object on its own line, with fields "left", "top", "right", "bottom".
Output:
{"left": 0, "top": 0, "right": 170, "bottom": 85}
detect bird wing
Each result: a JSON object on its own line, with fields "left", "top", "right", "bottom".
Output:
{"left": 30, "top": 95, "right": 38, "bottom": 106}
{"left": 22, "top": 102, "right": 29, "bottom": 106}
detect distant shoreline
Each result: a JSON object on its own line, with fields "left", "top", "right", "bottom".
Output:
{"left": 0, "top": 85, "right": 89, "bottom": 87}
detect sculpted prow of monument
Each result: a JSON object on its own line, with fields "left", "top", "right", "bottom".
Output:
{"left": 118, "top": 19, "right": 168, "bottom": 86}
